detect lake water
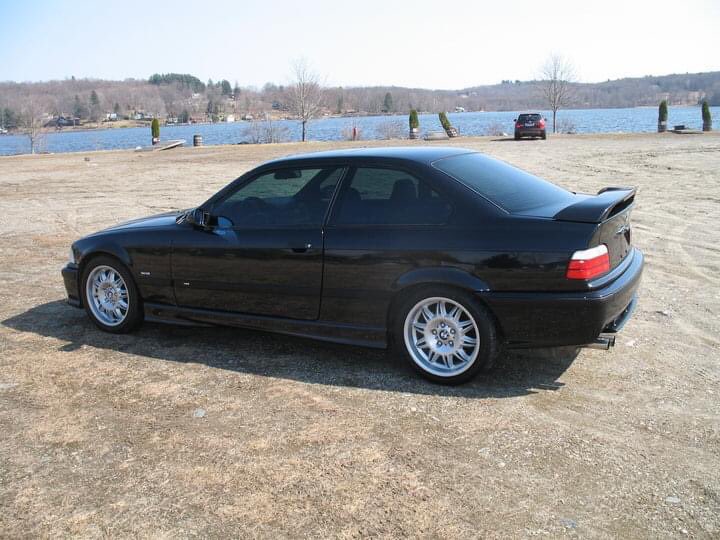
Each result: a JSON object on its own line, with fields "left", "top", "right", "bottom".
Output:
{"left": 0, "top": 106, "right": 717, "bottom": 156}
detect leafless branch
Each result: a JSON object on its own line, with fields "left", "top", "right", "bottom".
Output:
{"left": 287, "top": 58, "right": 324, "bottom": 142}
{"left": 540, "top": 54, "right": 577, "bottom": 133}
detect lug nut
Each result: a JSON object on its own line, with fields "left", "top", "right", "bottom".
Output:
{"left": 432, "top": 329, "right": 437, "bottom": 335}
{"left": 450, "top": 329, "right": 455, "bottom": 335}
{"left": 449, "top": 341, "right": 454, "bottom": 347}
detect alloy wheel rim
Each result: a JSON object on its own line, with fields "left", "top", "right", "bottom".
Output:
{"left": 404, "top": 297, "right": 480, "bottom": 377}
{"left": 86, "top": 265, "right": 129, "bottom": 326}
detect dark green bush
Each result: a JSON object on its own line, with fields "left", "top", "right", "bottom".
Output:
{"left": 409, "top": 109, "right": 419, "bottom": 130}
{"left": 658, "top": 100, "right": 668, "bottom": 122}
{"left": 702, "top": 100, "right": 712, "bottom": 123}
{"left": 151, "top": 118, "right": 160, "bottom": 140}
{"left": 438, "top": 112, "right": 452, "bottom": 131}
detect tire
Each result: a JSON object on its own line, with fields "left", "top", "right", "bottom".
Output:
{"left": 541, "top": 130, "right": 547, "bottom": 140}
{"left": 81, "top": 255, "right": 143, "bottom": 333}
{"left": 393, "top": 287, "right": 499, "bottom": 384}
{"left": 514, "top": 132, "right": 520, "bottom": 141}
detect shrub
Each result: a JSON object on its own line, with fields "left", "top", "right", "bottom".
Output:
{"left": 341, "top": 121, "right": 362, "bottom": 141}
{"left": 375, "top": 119, "right": 404, "bottom": 140}
{"left": 702, "top": 100, "right": 712, "bottom": 123}
{"left": 557, "top": 118, "right": 577, "bottom": 134}
{"left": 151, "top": 118, "right": 160, "bottom": 140}
{"left": 438, "top": 112, "right": 452, "bottom": 131}
{"left": 409, "top": 109, "right": 419, "bottom": 130}
{"left": 484, "top": 122, "right": 506, "bottom": 136}
{"left": 658, "top": 100, "right": 668, "bottom": 122}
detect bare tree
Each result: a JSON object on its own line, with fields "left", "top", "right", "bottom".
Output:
{"left": 20, "top": 99, "right": 46, "bottom": 154}
{"left": 540, "top": 54, "right": 576, "bottom": 133}
{"left": 287, "top": 59, "right": 323, "bottom": 142}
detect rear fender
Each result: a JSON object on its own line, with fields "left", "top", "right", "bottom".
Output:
{"left": 392, "top": 266, "right": 491, "bottom": 293}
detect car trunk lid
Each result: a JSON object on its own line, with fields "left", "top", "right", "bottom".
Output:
{"left": 554, "top": 187, "right": 635, "bottom": 269}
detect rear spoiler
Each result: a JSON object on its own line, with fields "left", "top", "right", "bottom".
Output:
{"left": 554, "top": 187, "right": 636, "bottom": 223}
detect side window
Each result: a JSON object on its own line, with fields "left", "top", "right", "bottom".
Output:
{"left": 332, "top": 167, "right": 452, "bottom": 225}
{"left": 212, "top": 167, "right": 343, "bottom": 228}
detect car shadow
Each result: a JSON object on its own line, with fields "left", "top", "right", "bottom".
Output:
{"left": 2, "top": 300, "right": 580, "bottom": 399}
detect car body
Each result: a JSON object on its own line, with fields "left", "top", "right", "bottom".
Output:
{"left": 62, "top": 147, "right": 642, "bottom": 383}
{"left": 514, "top": 113, "right": 547, "bottom": 140}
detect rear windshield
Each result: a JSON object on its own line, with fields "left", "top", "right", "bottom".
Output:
{"left": 432, "top": 153, "right": 575, "bottom": 213}
{"left": 518, "top": 114, "right": 541, "bottom": 121}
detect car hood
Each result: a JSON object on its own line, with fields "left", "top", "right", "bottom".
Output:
{"left": 96, "top": 211, "right": 182, "bottom": 233}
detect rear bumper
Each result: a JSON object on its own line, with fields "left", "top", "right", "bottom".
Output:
{"left": 483, "top": 248, "right": 644, "bottom": 348}
{"left": 61, "top": 263, "right": 82, "bottom": 308}
{"left": 515, "top": 128, "right": 545, "bottom": 136}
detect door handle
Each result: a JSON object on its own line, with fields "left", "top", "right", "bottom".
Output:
{"left": 291, "top": 243, "right": 312, "bottom": 253}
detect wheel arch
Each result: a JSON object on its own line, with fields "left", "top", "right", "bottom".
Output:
{"left": 76, "top": 245, "right": 135, "bottom": 305}
{"left": 386, "top": 267, "right": 504, "bottom": 344}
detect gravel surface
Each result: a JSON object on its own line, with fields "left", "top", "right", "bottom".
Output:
{"left": 1, "top": 133, "right": 719, "bottom": 538}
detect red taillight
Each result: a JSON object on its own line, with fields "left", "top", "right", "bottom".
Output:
{"left": 538, "top": 119, "right": 546, "bottom": 128}
{"left": 566, "top": 245, "right": 610, "bottom": 280}
{"left": 516, "top": 122, "right": 522, "bottom": 128}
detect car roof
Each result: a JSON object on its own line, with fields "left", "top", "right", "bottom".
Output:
{"left": 264, "top": 146, "right": 474, "bottom": 166}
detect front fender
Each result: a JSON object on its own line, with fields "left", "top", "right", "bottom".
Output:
{"left": 75, "top": 237, "right": 133, "bottom": 269}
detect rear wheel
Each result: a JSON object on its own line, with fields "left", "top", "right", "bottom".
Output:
{"left": 541, "top": 130, "right": 547, "bottom": 140}
{"left": 514, "top": 132, "right": 520, "bottom": 140}
{"left": 394, "top": 288, "right": 498, "bottom": 384}
{"left": 81, "top": 256, "right": 143, "bottom": 333}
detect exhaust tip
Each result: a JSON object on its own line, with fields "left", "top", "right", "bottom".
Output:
{"left": 584, "top": 335, "right": 616, "bottom": 350}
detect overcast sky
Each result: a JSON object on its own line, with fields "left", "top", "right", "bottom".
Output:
{"left": 1, "top": 0, "right": 718, "bottom": 89}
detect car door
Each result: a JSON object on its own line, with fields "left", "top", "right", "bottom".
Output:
{"left": 172, "top": 165, "right": 345, "bottom": 320}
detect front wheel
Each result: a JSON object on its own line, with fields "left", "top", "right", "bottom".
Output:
{"left": 394, "top": 288, "right": 499, "bottom": 384}
{"left": 81, "top": 256, "right": 143, "bottom": 333}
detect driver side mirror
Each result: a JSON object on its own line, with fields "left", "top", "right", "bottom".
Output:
{"left": 187, "top": 208, "right": 212, "bottom": 229}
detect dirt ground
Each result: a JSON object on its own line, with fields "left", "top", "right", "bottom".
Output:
{"left": 1, "top": 133, "right": 719, "bottom": 538}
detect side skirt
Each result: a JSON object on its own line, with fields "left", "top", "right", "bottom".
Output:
{"left": 144, "top": 302, "right": 387, "bottom": 349}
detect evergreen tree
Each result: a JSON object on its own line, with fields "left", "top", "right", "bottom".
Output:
{"left": 221, "top": 80, "right": 232, "bottom": 95}
{"left": 702, "top": 100, "right": 712, "bottom": 131}
{"left": 73, "top": 95, "right": 86, "bottom": 119}
{"left": 658, "top": 99, "right": 668, "bottom": 132}
{"left": 89, "top": 90, "right": 101, "bottom": 121}
{"left": 438, "top": 112, "right": 451, "bottom": 130}
{"left": 409, "top": 109, "right": 419, "bottom": 130}
{"left": 151, "top": 118, "right": 160, "bottom": 141}
{"left": 383, "top": 92, "right": 393, "bottom": 113}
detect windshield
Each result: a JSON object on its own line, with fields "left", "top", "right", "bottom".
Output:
{"left": 433, "top": 153, "right": 575, "bottom": 213}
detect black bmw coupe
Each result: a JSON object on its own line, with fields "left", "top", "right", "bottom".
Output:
{"left": 62, "top": 147, "right": 642, "bottom": 384}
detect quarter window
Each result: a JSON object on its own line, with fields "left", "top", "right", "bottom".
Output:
{"left": 332, "top": 168, "right": 452, "bottom": 225}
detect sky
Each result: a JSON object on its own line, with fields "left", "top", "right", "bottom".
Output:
{"left": 1, "top": 0, "right": 718, "bottom": 89}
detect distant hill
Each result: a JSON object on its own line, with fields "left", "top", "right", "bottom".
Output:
{"left": 0, "top": 71, "right": 718, "bottom": 128}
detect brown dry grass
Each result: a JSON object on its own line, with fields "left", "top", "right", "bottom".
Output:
{"left": 1, "top": 133, "right": 719, "bottom": 538}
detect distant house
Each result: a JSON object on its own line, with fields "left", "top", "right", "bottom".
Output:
{"left": 105, "top": 112, "right": 118, "bottom": 121}
{"left": 133, "top": 112, "right": 154, "bottom": 120}
{"left": 44, "top": 116, "right": 79, "bottom": 128}
{"left": 454, "top": 106, "right": 466, "bottom": 113}
{"left": 225, "top": 114, "right": 235, "bottom": 123}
